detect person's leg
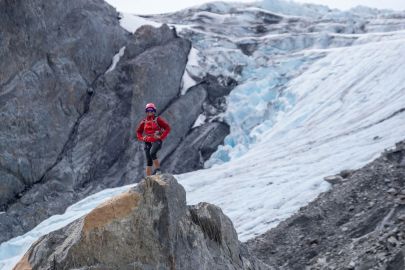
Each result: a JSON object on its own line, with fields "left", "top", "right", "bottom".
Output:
{"left": 153, "top": 159, "right": 160, "bottom": 169}
{"left": 146, "top": 166, "right": 152, "bottom": 176}
{"left": 144, "top": 142, "right": 153, "bottom": 176}
{"left": 150, "top": 140, "right": 162, "bottom": 172}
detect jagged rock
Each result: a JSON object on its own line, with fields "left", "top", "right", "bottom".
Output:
{"left": 14, "top": 175, "right": 269, "bottom": 270}
{"left": 387, "top": 236, "right": 398, "bottom": 246}
{"left": 387, "top": 188, "right": 397, "bottom": 195}
{"left": 162, "top": 121, "right": 230, "bottom": 173}
{"left": 196, "top": 74, "right": 237, "bottom": 124}
{"left": 383, "top": 141, "right": 405, "bottom": 165}
{"left": 387, "top": 249, "right": 405, "bottom": 270}
{"left": 339, "top": 169, "right": 354, "bottom": 179}
{"left": 237, "top": 42, "right": 259, "bottom": 56}
{"left": 324, "top": 175, "right": 344, "bottom": 185}
{"left": 395, "top": 195, "right": 405, "bottom": 205}
{"left": 0, "top": 0, "right": 228, "bottom": 244}
{"left": 203, "top": 73, "right": 237, "bottom": 100}
{"left": 158, "top": 84, "right": 208, "bottom": 161}
{"left": 247, "top": 140, "right": 405, "bottom": 269}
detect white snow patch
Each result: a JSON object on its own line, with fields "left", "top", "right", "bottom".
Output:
{"left": 169, "top": 23, "right": 197, "bottom": 33}
{"left": 119, "top": 13, "right": 162, "bottom": 33}
{"left": 105, "top": 46, "right": 126, "bottom": 74}
{"left": 187, "top": 47, "right": 202, "bottom": 67}
{"left": 192, "top": 114, "right": 207, "bottom": 128}
{"left": 181, "top": 70, "right": 197, "bottom": 95}
{"left": 180, "top": 47, "right": 201, "bottom": 95}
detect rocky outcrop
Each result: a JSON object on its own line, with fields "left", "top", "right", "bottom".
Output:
{"left": 14, "top": 174, "right": 269, "bottom": 270}
{"left": 247, "top": 140, "right": 405, "bottom": 270}
{"left": 0, "top": 0, "right": 229, "bottom": 243}
{"left": 161, "top": 74, "right": 236, "bottom": 174}
{"left": 162, "top": 121, "right": 230, "bottom": 174}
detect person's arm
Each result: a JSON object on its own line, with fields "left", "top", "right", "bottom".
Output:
{"left": 136, "top": 120, "right": 145, "bottom": 141}
{"left": 157, "top": 117, "right": 171, "bottom": 140}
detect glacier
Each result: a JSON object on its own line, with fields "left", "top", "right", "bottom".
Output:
{"left": 1, "top": 1, "right": 405, "bottom": 269}
{"left": 177, "top": 31, "right": 405, "bottom": 241}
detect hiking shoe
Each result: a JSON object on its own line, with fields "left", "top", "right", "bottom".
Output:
{"left": 154, "top": 169, "right": 162, "bottom": 175}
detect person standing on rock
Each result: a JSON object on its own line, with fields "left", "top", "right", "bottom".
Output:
{"left": 136, "top": 103, "right": 171, "bottom": 176}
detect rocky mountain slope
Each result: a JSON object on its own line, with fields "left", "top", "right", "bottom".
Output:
{"left": 247, "top": 140, "right": 405, "bottom": 269}
{"left": 14, "top": 175, "right": 268, "bottom": 270}
{"left": 0, "top": 0, "right": 229, "bottom": 243}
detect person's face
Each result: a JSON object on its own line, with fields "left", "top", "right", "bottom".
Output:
{"left": 146, "top": 109, "right": 155, "bottom": 116}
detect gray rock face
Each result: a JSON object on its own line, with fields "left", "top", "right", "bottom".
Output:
{"left": 0, "top": 0, "right": 127, "bottom": 207}
{"left": 163, "top": 121, "right": 230, "bottom": 174}
{"left": 158, "top": 84, "right": 208, "bottom": 161}
{"left": 0, "top": 0, "right": 229, "bottom": 244}
{"left": 247, "top": 140, "right": 405, "bottom": 270}
{"left": 14, "top": 174, "right": 269, "bottom": 270}
{"left": 157, "top": 74, "right": 236, "bottom": 173}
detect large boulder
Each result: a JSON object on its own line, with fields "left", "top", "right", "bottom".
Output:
{"left": 14, "top": 174, "right": 269, "bottom": 270}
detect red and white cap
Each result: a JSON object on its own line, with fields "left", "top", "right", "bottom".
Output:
{"left": 145, "top": 103, "right": 156, "bottom": 111}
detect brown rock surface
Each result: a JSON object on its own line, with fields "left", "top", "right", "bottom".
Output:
{"left": 15, "top": 174, "right": 270, "bottom": 270}
{"left": 83, "top": 191, "right": 140, "bottom": 233}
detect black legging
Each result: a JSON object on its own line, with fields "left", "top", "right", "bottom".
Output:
{"left": 144, "top": 140, "right": 162, "bottom": 166}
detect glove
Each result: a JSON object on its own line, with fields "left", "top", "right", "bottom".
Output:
{"left": 154, "top": 134, "right": 161, "bottom": 140}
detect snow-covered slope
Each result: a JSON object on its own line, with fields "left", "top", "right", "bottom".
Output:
{"left": 1, "top": 1, "right": 405, "bottom": 268}
{"left": 177, "top": 31, "right": 405, "bottom": 240}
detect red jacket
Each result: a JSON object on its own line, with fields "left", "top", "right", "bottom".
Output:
{"left": 136, "top": 115, "right": 171, "bottom": 143}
